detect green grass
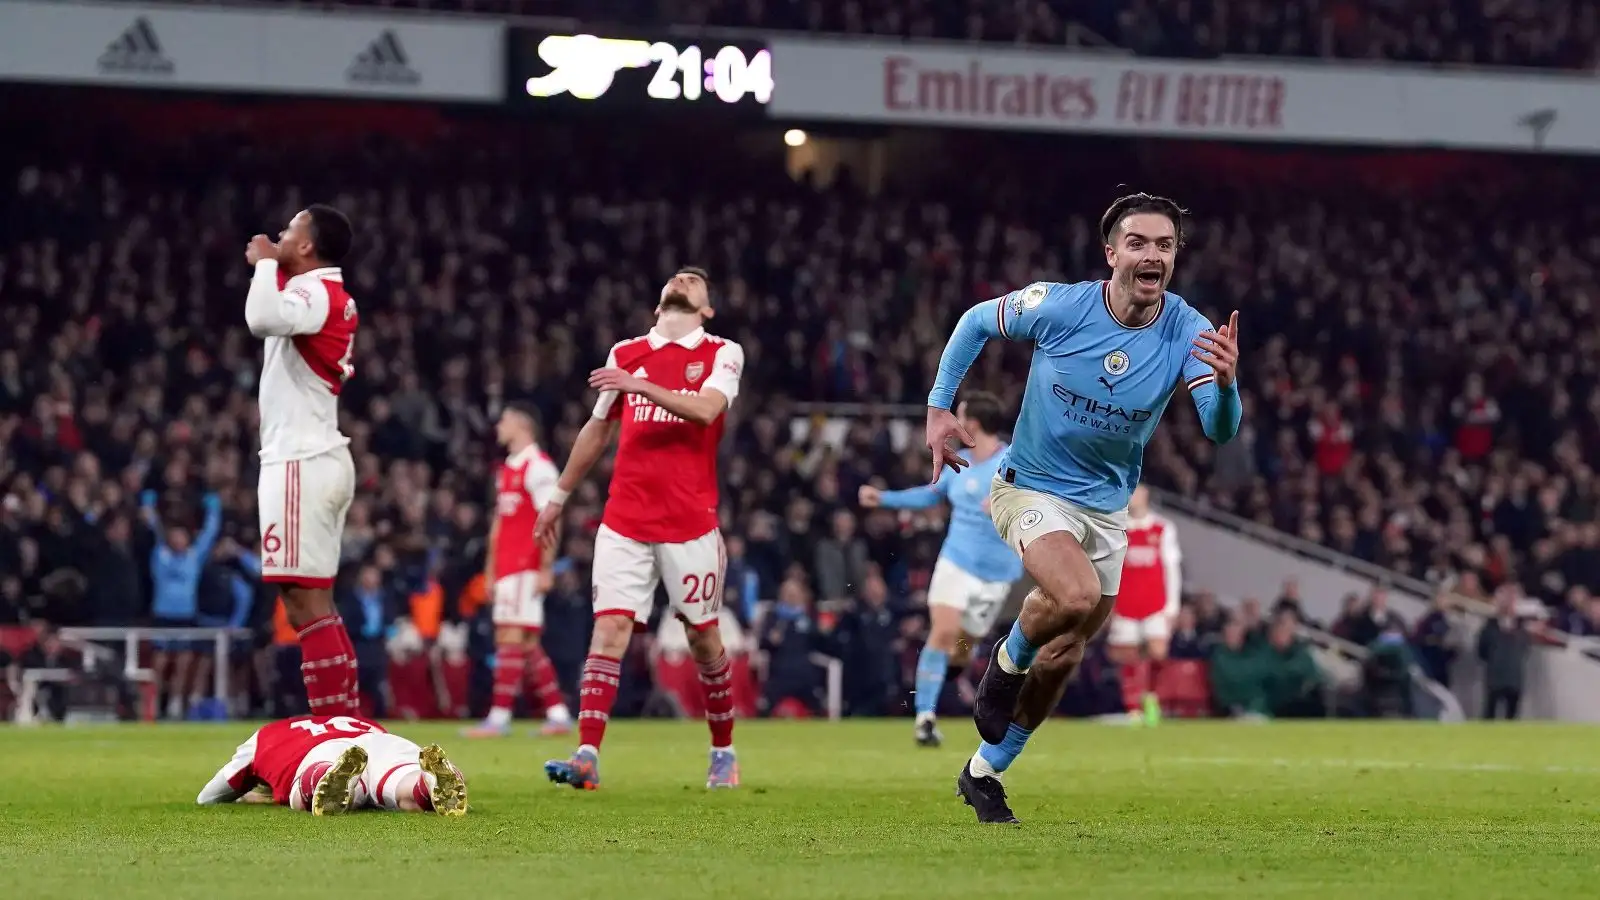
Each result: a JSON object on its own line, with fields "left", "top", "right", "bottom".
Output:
{"left": 2, "top": 720, "right": 1598, "bottom": 899}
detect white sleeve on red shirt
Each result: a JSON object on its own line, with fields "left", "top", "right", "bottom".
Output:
{"left": 524, "top": 453, "right": 560, "bottom": 508}
{"left": 702, "top": 341, "right": 745, "bottom": 409}
{"left": 1160, "top": 518, "right": 1183, "bottom": 619}
{"left": 196, "top": 729, "right": 260, "bottom": 805}
{"left": 245, "top": 261, "right": 331, "bottom": 338}
{"left": 591, "top": 345, "right": 622, "bottom": 421}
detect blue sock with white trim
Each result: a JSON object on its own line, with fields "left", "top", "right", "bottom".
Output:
{"left": 914, "top": 646, "right": 949, "bottom": 719}
{"left": 999, "top": 620, "right": 1039, "bottom": 674}
{"left": 971, "top": 723, "right": 1035, "bottom": 779}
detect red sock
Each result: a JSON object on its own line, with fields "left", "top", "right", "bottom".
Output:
{"left": 336, "top": 623, "right": 361, "bottom": 711}
{"left": 298, "top": 615, "right": 359, "bottom": 716}
{"left": 1120, "top": 661, "right": 1151, "bottom": 712}
{"left": 523, "top": 641, "right": 565, "bottom": 713}
{"left": 577, "top": 653, "right": 622, "bottom": 749}
{"left": 697, "top": 651, "right": 736, "bottom": 749}
{"left": 411, "top": 775, "right": 434, "bottom": 811}
{"left": 491, "top": 643, "right": 526, "bottom": 713}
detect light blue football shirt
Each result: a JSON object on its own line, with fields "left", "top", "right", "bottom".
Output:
{"left": 877, "top": 444, "right": 1022, "bottom": 585}
{"left": 929, "top": 280, "right": 1240, "bottom": 514}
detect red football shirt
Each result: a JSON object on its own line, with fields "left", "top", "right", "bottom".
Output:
{"left": 592, "top": 327, "right": 744, "bottom": 544}
{"left": 1115, "top": 515, "right": 1182, "bottom": 620}
{"left": 218, "top": 715, "right": 388, "bottom": 805}
{"left": 493, "top": 444, "right": 560, "bottom": 577}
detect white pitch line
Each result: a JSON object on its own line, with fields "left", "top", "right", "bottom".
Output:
{"left": 1166, "top": 756, "right": 1600, "bottom": 775}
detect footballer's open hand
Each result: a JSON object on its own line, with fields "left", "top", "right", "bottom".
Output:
{"left": 245, "top": 234, "right": 279, "bottom": 266}
{"left": 534, "top": 500, "right": 564, "bottom": 548}
{"left": 925, "top": 406, "right": 975, "bottom": 484}
{"left": 1192, "top": 309, "right": 1240, "bottom": 390}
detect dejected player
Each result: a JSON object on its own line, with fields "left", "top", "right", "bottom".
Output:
{"left": 535, "top": 266, "right": 745, "bottom": 791}
{"left": 196, "top": 714, "right": 467, "bottom": 817}
{"left": 464, "top": 401, "right": 573, "bottom": 738}
{"left": 858, "top": 390, "right": 1021, "bottom": 748}
{"left": 925, "top": 193, "right": 1243, "bottom": 823}
{"left": 243, "top": 206, "right": 363, "bottom": 717}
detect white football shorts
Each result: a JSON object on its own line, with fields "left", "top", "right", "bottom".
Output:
{"left": 927, "top": 556, "right": 1013, "bottom": 638}
{"left": 493, "top": 571, "right": 545, "bottom": 630}
{"left": 258, "top": 447, "right": 355, "bottom": 588}
{"left": 1107, "top": 612, "right": 1173, "bottom": 647}
{"left": 288, "top": 731, "right": 426, "bottom": 812}
{"left": 592, "top": 524, "right": 725, "bottom": 630}
{"left": 988, "top": 474, "right": 1129, "bottom": 598}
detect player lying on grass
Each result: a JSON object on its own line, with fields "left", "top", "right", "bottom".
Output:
{"left": 196, "top": 714, "right": 468, "bottom": 817}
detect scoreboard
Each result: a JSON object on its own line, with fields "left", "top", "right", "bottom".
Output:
{"left": 507, "top": 30, "right": 773, "bottom": 114}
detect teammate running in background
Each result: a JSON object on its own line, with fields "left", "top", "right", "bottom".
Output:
{"left": 465, "top": 402, "right": 573, "bottom": 737}
{"left": 1108, "top": 485, "right": 1183, "bottom": 725}
{"left": 536, "top": 266, "right": 745, "bottom": 790}
{"left": 197, "top": 714, "right": 467, "bottom": 817}
{"left": 925, "top": 193, "right": 1242, "bottom": 823}
{"left": 243, "top": 206, "right": 362, "bottom": 716}
{"left": 858, "top": 391, "right": 1020, "bottom": 748}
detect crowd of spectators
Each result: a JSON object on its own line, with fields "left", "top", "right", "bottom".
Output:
{"left": 4, "top": 90, "right": 1600, "bottom": 721}
{"left": 142, "top": 0, "right": 1600, "bottom": 71}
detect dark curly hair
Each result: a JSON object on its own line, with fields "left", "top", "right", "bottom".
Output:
{"left": 1098, "top": 192, "right": 1187, "bottom": 248}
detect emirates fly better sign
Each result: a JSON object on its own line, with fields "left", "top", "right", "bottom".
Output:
{"left": 767, "top": 37, "right": 1600, "bottom": 154}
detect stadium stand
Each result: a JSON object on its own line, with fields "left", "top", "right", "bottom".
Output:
{"left": 2, "top": 69, "right": 1596, "bottom": 722}
{"left": 124, "top": 0, "right": 1600, "bottom": 69}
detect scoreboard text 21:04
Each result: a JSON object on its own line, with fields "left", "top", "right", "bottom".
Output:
{"left": 507, "top": 31, "right": 774, "bottom": 111}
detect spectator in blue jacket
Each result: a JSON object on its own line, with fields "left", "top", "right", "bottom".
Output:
{"left": 141, "top": 490, "right": 222, "bottom": 719}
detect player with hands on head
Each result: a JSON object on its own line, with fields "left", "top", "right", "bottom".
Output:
{"left": 926, "top": 192, "right": 1242, "bottom": 824}
{"left": 536, "top": 266, "right": 746, "bottom": 791}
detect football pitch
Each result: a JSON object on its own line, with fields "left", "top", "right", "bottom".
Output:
{"left": 2, "top": 720, "right": 1596, "bottom": 899}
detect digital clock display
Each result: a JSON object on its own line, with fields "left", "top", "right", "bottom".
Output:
{"left": 509, "top": 31, "right": 774, "bottom": 109}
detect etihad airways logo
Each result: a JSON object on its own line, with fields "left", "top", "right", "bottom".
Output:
{"left": 1051, "top": 384, "right": 1152, "bottom": 435}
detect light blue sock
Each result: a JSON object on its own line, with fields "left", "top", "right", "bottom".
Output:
{"left": 975, "top": 723, "right": 1035, "bottom": 775}
{"left": 1002, "top": 620, "right": 1040, "bottom": 671}
{"left": 914, "top": 646, "right": 949, "bottom": 718}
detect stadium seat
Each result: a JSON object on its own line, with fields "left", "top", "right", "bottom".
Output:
{"left": 1154, "top": 660, "right": 1212, "bottom": 718}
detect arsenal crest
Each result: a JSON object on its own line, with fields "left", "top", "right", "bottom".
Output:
{"left": 684, "top": 361, "right": 705, "bottom": 383}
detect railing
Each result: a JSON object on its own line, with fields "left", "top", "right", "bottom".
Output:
{"left": 1154, "top": 488, "right": 1600, "bottom": 662}
{"left": 17, "top": 627, "right": 255, "bottom": 725}
{"left": 1296, "top": 624, "right": 1466, "bottom": 722}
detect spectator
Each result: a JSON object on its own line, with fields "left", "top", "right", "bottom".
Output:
{"left": 813, "top": 509, "right": 869, "bottom": 603}
{"left": 833, "top": 568, "right": 901, "bottom": 716}
{"left": 1411, "top": 591, "right": 1459, "bottom": 687}
{"left": 1261, "top": 612, "right": 1326, "bottom": 718}
{"left": 1361, "top": 618, "right": 1415, "bottom": 718}
{"left": 341, "top": 564, "right": 395, "bottom": 719}
{"left": 760, "top": 577, "right": 822, "bottom": 716}
{"left": 1477, "top": 586, "right": 1533, "bottom": 720}
{"left": 141, "top": 489, "right": 222, "bottom": 719}
{"left": 1167, "top": 605, "right": 1210, "bottom": 660}
{"left": 19, "top": 624, "right": 78, "bottom": 721}
{"left": 1208, "top": 620, "right": 1267, "bottom": 718}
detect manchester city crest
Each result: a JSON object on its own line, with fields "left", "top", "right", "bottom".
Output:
{"left": 1103, "top": 350, "right": 1130, "bottom": 376}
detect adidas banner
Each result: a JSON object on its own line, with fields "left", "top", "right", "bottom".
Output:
{"left": 0, "top": 1, "right": 502, "bottom": 102}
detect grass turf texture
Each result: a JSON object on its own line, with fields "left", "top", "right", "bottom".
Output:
{"left": 2, "top": 720, "right": 1596, "bottom": 899}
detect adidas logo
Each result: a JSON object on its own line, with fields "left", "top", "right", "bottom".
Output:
{"left": 347, "top": 30, "right": 421, "bottom": 86}
{"left": 98, "top": 17, "right": 175, "bottom": 76}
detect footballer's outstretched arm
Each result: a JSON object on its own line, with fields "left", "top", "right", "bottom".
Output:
{"left": 196, "top": 733, "right": 261, "bottom": 805}
{"left": 534, "top": 415, "right": 619, "bottom": 546}
{"left": 244, "top": 260, "right": 330, "bottom": 338}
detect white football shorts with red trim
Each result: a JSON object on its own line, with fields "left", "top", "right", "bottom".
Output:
{"left": 258, "top": 447, "right": 355, "bottom": 589}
